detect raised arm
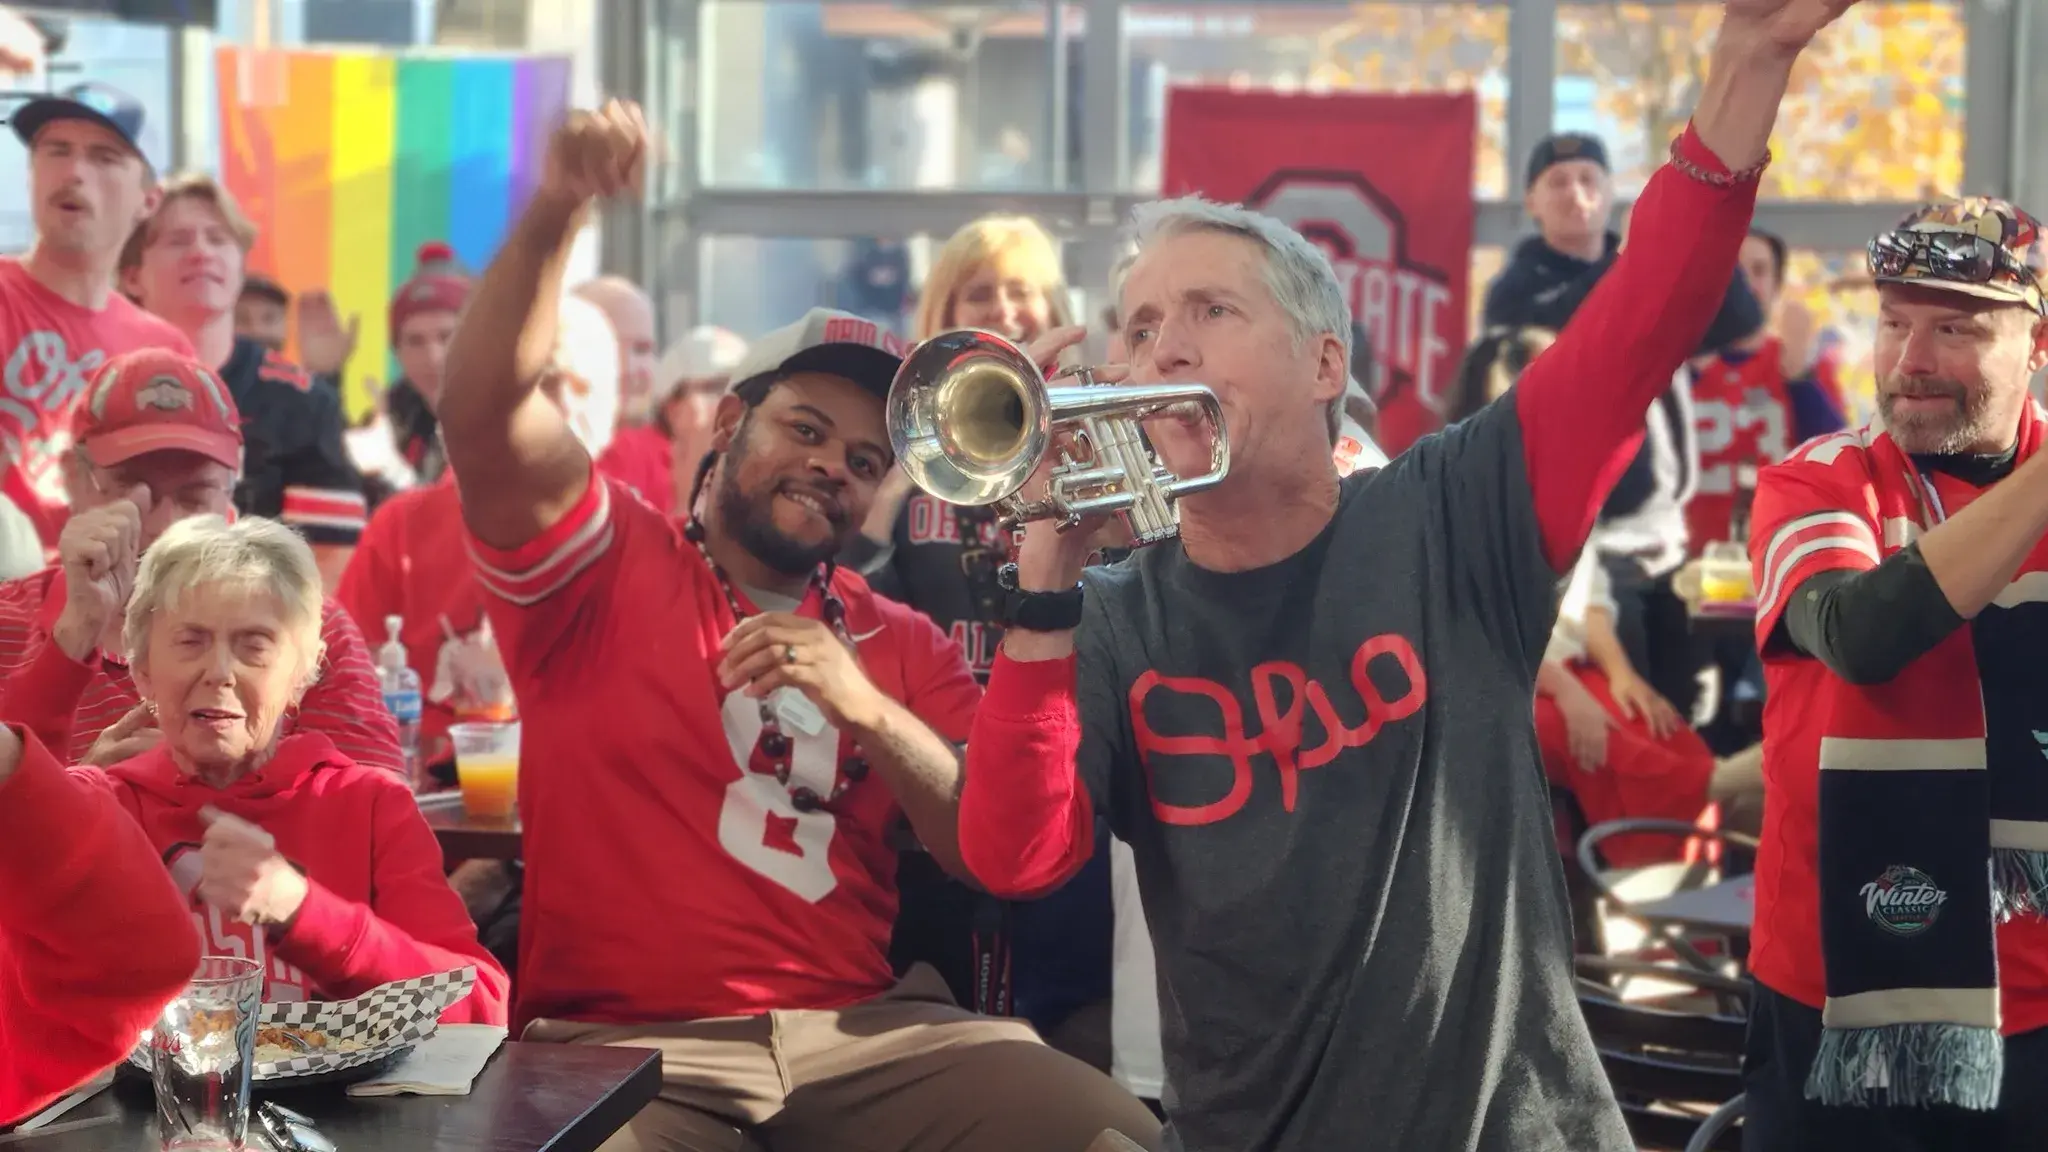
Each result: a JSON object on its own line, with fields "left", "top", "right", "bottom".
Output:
{"left": 438, "top": 100, "right": 648, "bottom": 551}
{"left": 1512, "top": 0, "right": 1858, "bottom": 569}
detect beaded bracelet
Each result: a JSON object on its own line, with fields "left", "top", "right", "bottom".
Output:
{"left": 1668, "top": 134, "right": 1771, "bottom": 187}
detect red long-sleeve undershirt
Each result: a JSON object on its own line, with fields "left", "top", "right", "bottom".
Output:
{"left": 0, "top": 727, "right": 200, "bottom": 1125}
{"left": 959, "top": 124, "right": 1757, "bottom": 898}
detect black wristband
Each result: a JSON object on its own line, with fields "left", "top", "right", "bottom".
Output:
{"left": 996, "top": 563, "right": 1084, "bottom": 632}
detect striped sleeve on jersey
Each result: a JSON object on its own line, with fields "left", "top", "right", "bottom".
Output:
{"left": 296, "top": 602, "right": 405, "bottom": 775}
{"left": 282, "top": 487, "right": 368, "bottom": 536}
{"left": 466, "top": 475, "right": 615, "bottom": 607}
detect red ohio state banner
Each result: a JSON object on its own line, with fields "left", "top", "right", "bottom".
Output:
{"left": 1161, "top": 88, "right": 1476, "bottom": 455}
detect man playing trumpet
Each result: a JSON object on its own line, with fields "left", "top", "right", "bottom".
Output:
{"left": 949, "top": 0, "right": 1858, "bottom": 1148}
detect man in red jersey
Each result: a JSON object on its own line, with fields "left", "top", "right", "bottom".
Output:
{"left": 1745, "top": 197, "right": 2048, "bottom": 1150}
{"left": 436, "top": 102, "right": 1161, "bottom": 1152}
{"left": 0, "top": 348, "right": 401, "bottom": 773}
{"left": 0, "top": 722, "right": 199, "bottom": 1127}
{"left": 1687, "top": 227, "right": 1848, "bottom": 554}
{"left": 0, "top": 83, "right": 193, "bottom": 550}
{"left": 951, "top": 3, "right": 1856, "bottom": 1149}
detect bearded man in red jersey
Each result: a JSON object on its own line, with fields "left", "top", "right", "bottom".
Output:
{"left": 435, "top": 101, "right": 1161, "bottom": 1152}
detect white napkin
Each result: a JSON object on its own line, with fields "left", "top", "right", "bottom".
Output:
{"left": 345, "top": 1024, "right": 507, "bottom": 1097}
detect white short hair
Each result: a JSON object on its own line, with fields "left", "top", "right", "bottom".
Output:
{"left": 1125, "top": 197, "right": 1353, "bottom": 367}
{"left": 125, "top": 516, "right": 327, "bottom": 694}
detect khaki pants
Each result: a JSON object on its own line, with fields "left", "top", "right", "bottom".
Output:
{"left": 524, "top": 966, "right": 1163, "bottom": 1152}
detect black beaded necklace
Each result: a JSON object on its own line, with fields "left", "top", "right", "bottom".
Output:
{"left": 683, "top": 515, "right": 870, "bottom": 813}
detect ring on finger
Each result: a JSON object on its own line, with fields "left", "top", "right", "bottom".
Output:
{"left": 783, "top": 643, "right": 798, "bottom": 665}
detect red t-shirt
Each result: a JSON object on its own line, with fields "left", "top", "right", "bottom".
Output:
{"left": 336, "top": 476, "right": 496, "bottom": 760}
{"left": 1749, "top": 432, "right": 2048, "bottom": 1035}
{"left": 469, "top": 470, "right": 981, "bottom": 1030}
{"left": 72, "top": 732, "right": 507, "bottom": 1024}
{"left": 1687, "top": 337, "right": 1795, "bottom": 552}
{"left": 595, "top": 424, "right": 675, "bottom": 516}
{"left": 0, "top": 567, "right": 403, "bottom": 774}
{"left": 0, "top": 259, "right": 196, "bottom": 546}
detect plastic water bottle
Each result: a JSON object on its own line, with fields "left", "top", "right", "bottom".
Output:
{"left": 377, "top": 615, "right": 424, "bottom": 785}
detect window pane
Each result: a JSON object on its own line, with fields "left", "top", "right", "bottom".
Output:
{"left": 699, "top": 2, "right": 1082, "bottom": 190}
{"left": 0, "top": 19, "right": 174, "bottom": 251}
{"left": 1556, "top": 2, "right": 1964, "bottom": 200}
{"left": 687, "top": 236, "right": 917, "bottom": 340}
{"left": 1783, "top": 249, "right": 1878, "bottom": 423}
{"left": 1126, "top": 4, "right": 1509, "bottom": 198}
{"left": 683, "top": 230, "right": 1095, "bottom": 345}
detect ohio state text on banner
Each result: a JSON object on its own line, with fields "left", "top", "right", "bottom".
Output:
{"left": 1160, "top": 88, "right": 1476, "bottom": 455}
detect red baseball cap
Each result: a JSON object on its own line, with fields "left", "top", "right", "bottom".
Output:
{"left": 74, "top": 348, "right": 243, "bottom": 471}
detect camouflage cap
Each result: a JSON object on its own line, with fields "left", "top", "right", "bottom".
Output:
{"left": 1868, "top": 196, "right": 2048, "bottom": 315}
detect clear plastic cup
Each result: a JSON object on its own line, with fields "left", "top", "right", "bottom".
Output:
{"left": 1699, "top": 540, "right": 1754, "bottom": 604}
{"left": 152, "top": 955, "right": 262, "bottom": 1150}
{"left": 449, "top": 721, "right": 521, "bottom": 820}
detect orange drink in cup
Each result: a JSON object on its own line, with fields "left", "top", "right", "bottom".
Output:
{"left": 449, "top": 722, "right": 520, "bottom": 820}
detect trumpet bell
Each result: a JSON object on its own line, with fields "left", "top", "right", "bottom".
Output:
{"left": 888, "top": 329, "right": 1050, "bottom": 507}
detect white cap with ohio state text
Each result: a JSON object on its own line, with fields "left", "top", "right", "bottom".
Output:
{"left": 727, "top": 308, "right": 910, "bottom": 405}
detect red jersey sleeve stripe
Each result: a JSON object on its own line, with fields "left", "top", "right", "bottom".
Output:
{"left": 282, "top": 487, "right": 368, "bottom": 531}
{"left": 466, "top": 474, "right": 614, "bottom": 607}
{"left": 1754, "top": 510, "right": 1880, "bottom": 619}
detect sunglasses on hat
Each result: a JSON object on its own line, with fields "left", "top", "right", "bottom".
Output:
{"left": 1868, "top": 228, "right": 2043, "bottom": 312}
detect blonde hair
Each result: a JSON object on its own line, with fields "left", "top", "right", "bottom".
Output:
{"left": 119, "top": 172, "right": 259, "bottom": 276}
{"left": 124, "top": 516, "right": 327, "bottom": 696}
{"left": 914, "top": 215, "right": 1074, "bottom": 341}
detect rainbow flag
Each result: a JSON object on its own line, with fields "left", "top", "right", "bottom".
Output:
{"left": 215, "top": 47, "right": 572, "bottom": 419}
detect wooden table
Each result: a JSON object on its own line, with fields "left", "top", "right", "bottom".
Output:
{"left": 0, "top": 1043, "right": 659, "bottom": 1151}
{"left": 1635, "top": 875, "right": 1756, "bottom": 937}
{"left": 419, "top": 793, "right": 523, "bottom": 861}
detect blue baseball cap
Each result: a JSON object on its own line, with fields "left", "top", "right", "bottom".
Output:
{"left": 12, "top": 83, "right": 148, "bottom": 161}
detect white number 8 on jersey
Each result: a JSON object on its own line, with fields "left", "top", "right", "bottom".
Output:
{"left": 715, "top": 692, "right": 843, "bottom": 902}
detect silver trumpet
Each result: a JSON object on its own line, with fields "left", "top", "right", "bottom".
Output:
{"left": 886, "top": 328, "right": 1229, "bottom": 547}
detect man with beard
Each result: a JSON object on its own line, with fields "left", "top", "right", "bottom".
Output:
{"left": 1744, "top": 197, "right": 2048, "bottom": 1150}
{"left": 434, "top": 101, "right": 1161, "bottom": 1152}
{"left": 0, "top": 83, "right": 192, "bottom": 552}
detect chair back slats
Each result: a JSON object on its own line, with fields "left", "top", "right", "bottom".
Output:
{"left": 1579, "top": 993, "right": 1747, "bottom": 1056}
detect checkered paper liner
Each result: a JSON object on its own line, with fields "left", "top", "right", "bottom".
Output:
{"left": 130, "top": 967, "right": 477, "bottom": 1080}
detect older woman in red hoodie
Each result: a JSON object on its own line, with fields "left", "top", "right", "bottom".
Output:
{"left": 81, "top": 509, "right": 507, "bottom": 1025}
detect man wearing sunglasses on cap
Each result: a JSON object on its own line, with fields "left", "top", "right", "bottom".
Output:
{"left": 1745, "top": 197, "right": 2048, "bottom": 1149}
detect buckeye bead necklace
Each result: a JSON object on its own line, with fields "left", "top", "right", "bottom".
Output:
{"left": 685, "top": 517, "right": 870, "bottom": 813}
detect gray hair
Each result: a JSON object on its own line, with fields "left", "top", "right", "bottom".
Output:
{"left": 125, "top": 516, "right": 327, "bottom": 696}
{"left": 1126, "top": 196, "right": 1352, "bottom": 367}
{"left": 1125, "top": 197, "right": 1353, "bottom": 440}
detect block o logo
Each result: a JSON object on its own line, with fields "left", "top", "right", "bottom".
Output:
{"left": 1246, "top": 171, "right": 1457, "bottom": 417}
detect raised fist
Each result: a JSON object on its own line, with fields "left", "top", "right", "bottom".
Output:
{"left": 541, "top": 100, "right": 651, "bottom": 207}
{"left": 197, "top": 806, "right": 309, "bottom": 928}
{"left": 53, "top": 488, "right": 148, "bottom": 661}
{"left": 1722, "top": 0, "right": 1862, "bottom": 56}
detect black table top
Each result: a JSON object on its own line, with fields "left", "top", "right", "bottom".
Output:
{"left": 2, "top": 1042, "right": 658, "bottom": 1152}
{"left": 419, "top": 794, "right": 524, "bottom": 861}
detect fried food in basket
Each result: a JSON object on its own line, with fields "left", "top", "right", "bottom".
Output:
{"left": 254, "top": 1025, "right": 366, "bottom": 1064}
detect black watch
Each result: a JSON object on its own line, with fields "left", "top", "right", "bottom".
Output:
{"left": 996, "top": 563, "right": 1085, "bottom": 632}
